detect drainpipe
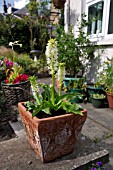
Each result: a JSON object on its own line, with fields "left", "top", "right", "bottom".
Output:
{"left": 64, "top": 0, "right": 70, "bottom": 33}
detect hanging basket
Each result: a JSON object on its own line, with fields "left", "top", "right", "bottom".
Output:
{"left": 53, "top": 0, "right": 66, "bottom": 9}
{"left": 1, "top": 81, "right": 31, "bottom": 107}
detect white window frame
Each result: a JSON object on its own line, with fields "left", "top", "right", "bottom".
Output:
{"left": 86, "top": 0, "right": 113, "bottom": 44}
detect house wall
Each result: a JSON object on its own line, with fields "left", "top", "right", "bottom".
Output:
{"left": 65, "top": 0, "right": 113, "bottom": 83}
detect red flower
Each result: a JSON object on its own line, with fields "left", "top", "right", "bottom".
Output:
{"left": 20, "top": 74, "right": 29, "bottom": 82}
{"left": 5, "top": 79, "right": 9, "bottom": 84}
{"left": 12, "top": 74, "right": 29, "bottom": 84}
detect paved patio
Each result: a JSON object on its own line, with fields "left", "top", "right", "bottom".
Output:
{"left": 0, "top": 78, "right": 113, "bottom": 170}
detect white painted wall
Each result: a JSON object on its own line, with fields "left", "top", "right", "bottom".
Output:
{"left": 64, "top": 0, "right": 113, "bottom": 82}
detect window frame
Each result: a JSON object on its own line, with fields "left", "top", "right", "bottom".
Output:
{"left": 86, "top": 0, "right": 113, "bottom": 42}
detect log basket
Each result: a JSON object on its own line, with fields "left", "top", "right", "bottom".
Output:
{"left": 1, "top": 81, "right": 31, "bottom": 107}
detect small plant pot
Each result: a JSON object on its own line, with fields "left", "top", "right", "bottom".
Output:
{"left": 70, "top": 88, "right": 83, "bottom": 103}
{"left": 106, "top": 92, "right": 113, "bottom": 109}
{"left": 87, "top": 86, "right": 104, "bottom": 103}
{"left": 91, "top": 97, "right": 105, "bottom": 108}
{"left": 63, "top": 77, "right": 78, "bottom": 88}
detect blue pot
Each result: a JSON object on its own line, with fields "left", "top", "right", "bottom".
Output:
{"left": 63, "top": 77, "right": 78, "bottom": 87}
{"left": 70, "top": 88, "right": 83, "bottom": 103}
{"left": 87, "top": 86, "right": 104, "bottom": 103}
{"left": 91, "top": 97, "right": 105, "bottom": 108}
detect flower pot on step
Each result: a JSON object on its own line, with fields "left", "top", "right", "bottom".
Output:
{"left": 91, "top": 98, "right": 105, "bottom": 108}
{"left": 87, "top": 86, "right": 104, "bottom": 103}
{"left": 70, "top": 88, "right": 83, "bottom": 103}
{"left": 18, "top": 102, "right": 87, "bottom": 163}
{"left": 106, "top": 92, "right": 113, "bottom": 109}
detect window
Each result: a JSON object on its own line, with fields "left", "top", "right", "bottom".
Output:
{"left": 88, "top": 1, "right": 104, "bottom": 34}
{"left": 86, "top": 0, "right": 113, "bottom": 40}
{"left": 108, "top": 0, "right": 113, "bottom": 34}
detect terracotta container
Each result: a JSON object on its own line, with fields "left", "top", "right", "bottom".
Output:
{"left": 106, "top": 92, "right": 113, "bottom": 109}
{"left": 53, "top": 0, "right": 66, "bottom": 9}
{"left": 18, "top": 102, "right": 87, "bottom": 162}
{"left": 56, "top": 79, "right": 60, "bottom": 90}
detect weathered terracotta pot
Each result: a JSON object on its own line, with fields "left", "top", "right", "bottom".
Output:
{"left": 18, "top": 102, "right": 87, "bottom": 162}
{"left": 106, "top": 92, "right": 113, "bottom": 109}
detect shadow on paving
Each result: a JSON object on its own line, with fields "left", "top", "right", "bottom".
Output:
{"left": 0, "top": 132, "right": 112, "bottom": 170}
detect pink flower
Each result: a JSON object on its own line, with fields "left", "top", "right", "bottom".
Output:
{"left": 5, "top": 59, "right": 13, "bottom": 69}
{"left": 5, "top": 79, "right": 9, "bottom": 84}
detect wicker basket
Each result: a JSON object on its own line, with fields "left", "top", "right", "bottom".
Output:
{"left": 1, "top": 81, "right": 31, "bottom": 106}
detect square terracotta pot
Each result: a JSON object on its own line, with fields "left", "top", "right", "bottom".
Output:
{"left": 18, "top": 102, "right": 87, "bottom": 162}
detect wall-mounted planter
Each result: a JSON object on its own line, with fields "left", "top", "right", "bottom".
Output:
{"left": 53, "top": 0, "right": 66, "bottom": 9}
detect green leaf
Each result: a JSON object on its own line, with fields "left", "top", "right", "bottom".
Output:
{"left": 61, "top": 101, "right": 83, "bottom": 115}
{"left": 42, "top": 108, "right": 51, "bottom": 115}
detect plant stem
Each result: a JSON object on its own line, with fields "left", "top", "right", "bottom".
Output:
{"left": 59, "top": 79, "right": 62, "bottom": 96}
{"left": 51, "top": 63, "right": 55, "bottom": 105}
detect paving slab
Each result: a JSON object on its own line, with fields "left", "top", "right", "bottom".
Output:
{"left": 0, "top": 131, "right": 109, "bottom": 170}
{"left": 81, "top": 103, "right": 113, "bottom": 131}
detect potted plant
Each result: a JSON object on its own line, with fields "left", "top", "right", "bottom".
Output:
{"left": 1, "top": 59, "right": 30, "bottom": 106}
{"left": 18, "top": 38, "right": 87, "bottom": 163}
{"left": 87, "top": 81, "right": 105, "bottom": 103}
{"left": 91, "top": 94, "right": 106, "bottom": 108}
{"left": 56, "top": 15, "right": 95, "bottom": 78}
{"left": 64, "top": 78, "right": 86, "bottom": 103}
{"left": 97, "top": 59, "right": 113, "bottom": 109}
{"left": 56, "top": 15, "right": 97, "bottom": 94}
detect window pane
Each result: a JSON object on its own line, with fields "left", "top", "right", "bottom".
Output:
{"left": 108, "top": 0, "right": 113, "bottom": 34}
{"left": 88, "top": 1, "right": 104, "bottom": 34}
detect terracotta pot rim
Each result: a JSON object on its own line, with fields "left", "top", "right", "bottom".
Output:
{"left": 18, "top": 102, "right": 87, "bottom": 123}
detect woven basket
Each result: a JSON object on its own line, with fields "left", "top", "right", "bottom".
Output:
{"left": 1, "top": 81, "right": 31, "bottom": 106}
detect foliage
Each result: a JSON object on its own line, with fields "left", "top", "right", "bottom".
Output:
{"left": 97, "top": 58, "right": 113, "bottom": 93}
{"left": 64, "top": 78, "right": 86, "bottom": 94}
{"left": 0, "top": 47, "right": 47, "bottom": 75}
{"left": 56, "top": 14, "right": 96, "bottom": 76}
{"left": 0, "top": 14, "right": 30, "bottom": 53}
{"left": 91, "top": 94, "right": 106, "bottom": 99}
{"left": 25, "top": 38, "right": 84, "bottom": 118}
{"left": 89, "top": 161, "right": 107, "bottom": 170}
{"left": 24, "top": 0, "right": 51, "bottom": 53}
{"left": 71, "top": 78, "right": 86, "bottom": 89}
{"left": 0, "top": 60, "right": 6, "bottom": 83}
